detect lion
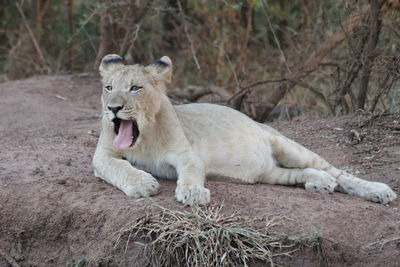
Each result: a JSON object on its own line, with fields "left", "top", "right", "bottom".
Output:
{"left": 93, "top": 54, "right": 397, "bottom": 205}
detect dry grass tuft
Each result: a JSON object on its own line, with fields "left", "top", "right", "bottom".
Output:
{"left": 115, "top": 201, "right": 298, "bottom": 267}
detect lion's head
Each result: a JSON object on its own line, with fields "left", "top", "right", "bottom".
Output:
{"left": 99, "top": 54, "right": 172, "bottom": 149}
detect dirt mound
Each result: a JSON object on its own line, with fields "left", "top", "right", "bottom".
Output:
{"left": 0, "top": 75, "right": 399, "bottom": 266}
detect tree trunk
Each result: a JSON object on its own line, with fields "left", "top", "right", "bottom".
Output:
{"left": 334, "top": 27, "right": 369, "bottom": 112}
{"left": 356, "top": 0, "right": 385, "bottom": 110}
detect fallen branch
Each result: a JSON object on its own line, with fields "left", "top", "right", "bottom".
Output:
{"left": 227, "top": 78, "right": 285, "bottom": 110}
{"left": 228, "top": 77, "right": 332, "bottom": 115}
{"left": 285, "top": 78, "right": 334, "bottom": 114}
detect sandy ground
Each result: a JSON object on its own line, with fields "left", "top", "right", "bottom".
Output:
{"left": 0, "top": 74, "right": 399, "bottom": 266}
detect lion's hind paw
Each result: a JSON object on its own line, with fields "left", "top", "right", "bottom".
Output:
{"left": 362, "top": 182, "right": 397, "bottom": 204}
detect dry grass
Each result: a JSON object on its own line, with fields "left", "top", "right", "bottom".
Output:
{"left": 115, "top": 201, "right": 299, "bottom": 267}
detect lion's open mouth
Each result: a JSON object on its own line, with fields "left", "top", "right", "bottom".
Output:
{"left": 112, "top": 118, "right": 139, "bottom": 149}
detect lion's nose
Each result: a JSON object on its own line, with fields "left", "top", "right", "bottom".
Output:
{"left": 107, "top": 105, "right": 123, "bottom": 114}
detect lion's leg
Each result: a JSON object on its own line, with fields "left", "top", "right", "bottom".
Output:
{"left": 166, "top": 150, "right": 210, "bottom": 205}
{"left": 93, "top": 147, "right": 159, "bottom": 197}
{"left": 269, "top": 135, "right": 397, "bottom": 204}
{"left": 260, "top": 165, "right": 337, "bottom": 194}
{"left": 331, "top": 172, "right": 396, "bottom": 204}
{"left": 271, "top": 135, "right": 340, "bottom": 176}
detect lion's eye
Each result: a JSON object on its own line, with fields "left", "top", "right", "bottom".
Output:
{"left": 105, "top": 85, "right": 112, "bottom": 92}
{"left": 130, "top": 85, "right": 143, "bottom": 92}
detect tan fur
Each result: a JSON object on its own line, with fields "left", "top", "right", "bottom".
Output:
{"left": 93, "top": 54, "right": 397, "bottom": 205}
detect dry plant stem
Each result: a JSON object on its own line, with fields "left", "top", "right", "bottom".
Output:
{"left": 0, "top": 247, "right": 20, "bottom": 267}
{"left": 177, "top": 0, "right": 201, "bottom": 70}
{"left": 15, "top": 3, "right": 45, "bottom": 65}
{"left": 115, "top": 200, "right": 298, "bottom": 267}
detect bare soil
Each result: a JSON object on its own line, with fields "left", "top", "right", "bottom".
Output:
{"left": 0, "top": 75, "right": 399, "bottom": 267}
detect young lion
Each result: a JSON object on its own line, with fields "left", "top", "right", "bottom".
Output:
{"left": 93, "top": 54, "right": 397, "bottom": 205}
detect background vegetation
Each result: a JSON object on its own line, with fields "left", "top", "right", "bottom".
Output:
{"left": 0, "top": 0, "right": 399, "bottom": 121}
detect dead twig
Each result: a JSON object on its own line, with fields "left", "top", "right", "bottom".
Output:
{"left": 367, "top": 237, "right": 400, "bottom": 252}
{"left": 52, "top": 94, "right": 68, "bottom": 101}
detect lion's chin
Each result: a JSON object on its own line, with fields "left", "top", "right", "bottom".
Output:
{"left": 112, "top": 118, "right": 139, "bottom": 149}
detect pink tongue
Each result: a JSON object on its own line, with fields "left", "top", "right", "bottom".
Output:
{"left": 113, "top": 120, "right": 133, "bottom": 149}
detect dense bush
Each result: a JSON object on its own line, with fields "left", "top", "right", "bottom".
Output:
{"left": 0, "top": 0, "right": 399, "bottom": 118}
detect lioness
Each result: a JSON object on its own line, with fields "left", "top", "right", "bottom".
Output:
{"left": 93, "top": 54, "right": 397, "bottom": 205}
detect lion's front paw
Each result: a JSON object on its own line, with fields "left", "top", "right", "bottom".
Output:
{"left": 362, "top": 182, "right": 397, "bottom": 204}
{"left": 175, "top": 185, "right": 210, "bottom": 205}
{"left": 122, "top": 173, "right": 159, "bottom": 198}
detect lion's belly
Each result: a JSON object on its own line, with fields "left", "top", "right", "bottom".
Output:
{"left": 123, "top": 154, "right": 178, "bottom": 180}
{"left": 196, "top": 137, "right": 274, "bottom": 183}
{"left": 175, "top": 103, "right": 275, "bottom": 183}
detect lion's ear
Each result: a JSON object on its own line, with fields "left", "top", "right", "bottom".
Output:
{"left": 99, "top": 54, "right": 124, "bottom": 77}
{"left": 145, "top": 56, "right": 173, "bottom": 83}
